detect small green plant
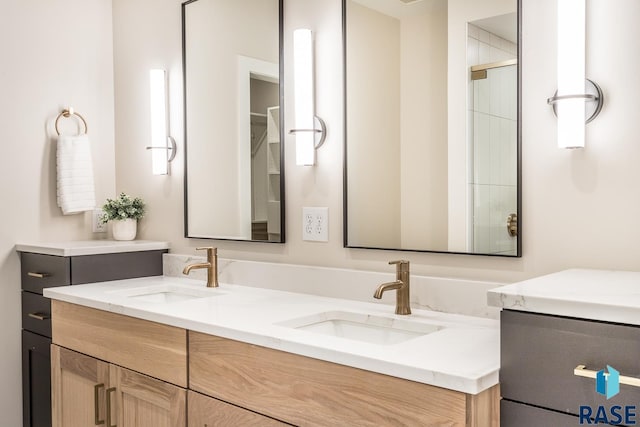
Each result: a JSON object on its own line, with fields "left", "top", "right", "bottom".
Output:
{"left": 101, "top": 193, "right": 145, "bottom": 224}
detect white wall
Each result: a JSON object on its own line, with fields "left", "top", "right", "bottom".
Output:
{"left": 0, "top": 1, "right": 115, "bottom": 424}
{"left": 113, "top": 0, "right": 640, "bottom": 285}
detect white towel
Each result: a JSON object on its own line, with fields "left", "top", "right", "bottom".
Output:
{"left": 56, "top": 134, "right": 96, "bottom": 215}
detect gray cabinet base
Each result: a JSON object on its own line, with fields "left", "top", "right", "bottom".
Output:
{"left": 22, "top": 331, "right": 51, "bottom": 427}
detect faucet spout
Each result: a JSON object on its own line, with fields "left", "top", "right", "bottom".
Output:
{"left": 182, "top": 247, "right": 219, "bottom": 287}
{"left": 373, "top": 280, "right": 404, "bottom": 299}
{"left": 182, "top": 262, "right": 211, "bottom": 275}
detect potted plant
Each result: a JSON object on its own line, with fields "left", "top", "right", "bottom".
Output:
{"left": 101, "top": 193, "right": 146, "bottom": 241}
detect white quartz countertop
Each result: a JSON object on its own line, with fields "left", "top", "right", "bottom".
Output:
{"left": 44, "top": 276, "right": 499, "bottom": 394}
{"left": 488, "top": 269, "right": 640, "bottom": 325}
{"left": 16, "top": 240, "right": 169, "bottom": 256}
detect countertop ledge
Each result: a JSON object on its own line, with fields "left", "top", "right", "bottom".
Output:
{"left": 16, "top": 240, "right": 169, "bottom": 257}
{"left": 44, "top": 276, "right": 499, "bottom": 395}
{"left": 488, "top": 269, "right": 640, "bottom": 325}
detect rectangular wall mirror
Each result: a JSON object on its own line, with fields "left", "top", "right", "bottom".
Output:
{"left": 183, "top": 0, "right": 284, "bottom": 242}
{"left": 344, "top": 0, "right": 521, "bottom": 256}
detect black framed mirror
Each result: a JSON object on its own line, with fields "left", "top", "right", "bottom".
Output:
{"left": 343, "top": 0, "right": 521, "bottom": 257}
{"left": 183, "top": 0, "right": 285, "bottom": 242}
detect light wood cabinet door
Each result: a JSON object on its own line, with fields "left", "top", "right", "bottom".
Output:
{"left": 51, "top": 345, "right": 109, "bottom": 427}
{"left": 111, "top": 365, "right": 186, "bottom": 427}
{"left": 187, "top": 391, "right": 288, "bottom": 427}
{"left": 52, "top": 345, "right": 186, "bottom": 427}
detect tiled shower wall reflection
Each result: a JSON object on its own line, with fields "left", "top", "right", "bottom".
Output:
{"left": 468, "top": 24, "right": 517, "bottom": 255}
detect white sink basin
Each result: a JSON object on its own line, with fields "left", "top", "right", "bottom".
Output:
{"left": 109, "top": 283, "right": 223, "bottom": 303}
{"left": 278, "top": 311, "right": 443, "bottom": 345}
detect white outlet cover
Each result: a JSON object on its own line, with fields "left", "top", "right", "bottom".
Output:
{"left": 92, "top": 209, "right": 107, "bottom": 233}
{"left": 302, "top": 207, "right": 329, "bottom": 242}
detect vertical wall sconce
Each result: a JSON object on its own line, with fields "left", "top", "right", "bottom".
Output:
{"left": 289, "top": 28, "right": 326, "bottom": 166}
{"left": 147, "top": 69, "right": 177, "bottom": 174}
{"left": 547, "top": 0, "right": 603, "bottom": 149}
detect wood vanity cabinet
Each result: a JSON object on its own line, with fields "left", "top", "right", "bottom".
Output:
{"left": 500, "top": 310, "right": 640, "bottom": 426}
{"left": 51, "top": 300, "right": 498, "bottom": 426}
{"left": 20, "top": 249, "right": 166, "bottom": 427}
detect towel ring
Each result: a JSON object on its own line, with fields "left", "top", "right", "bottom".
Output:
{"left": 55, "top": 108, "right": 88, "bottom": 136}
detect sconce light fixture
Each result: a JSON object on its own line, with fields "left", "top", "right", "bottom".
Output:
{"left": 289, "top": 28, "right": 326, "bottom": 166}
{"left": 147, "top": 69, "right": 177, "bottom": 174}
{"left": 547, "top": 0, "right": 603, "bottom": 149}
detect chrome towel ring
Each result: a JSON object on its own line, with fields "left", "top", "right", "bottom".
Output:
{"left": 55, "top": 107, "right": 88, "bottom": 136}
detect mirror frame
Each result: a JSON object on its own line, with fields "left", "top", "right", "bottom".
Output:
{"left": 181, "top": 0, "right": 286, "bottom": 243}
{"left": 342, "top": 0, "right": 522, "bottom": 257}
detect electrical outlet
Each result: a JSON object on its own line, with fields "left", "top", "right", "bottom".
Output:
{"left": 92, "top": 209, "right": 107, "bottom": 233}
{"left": 302, "top": 207, "right": 329, "bottom": 242}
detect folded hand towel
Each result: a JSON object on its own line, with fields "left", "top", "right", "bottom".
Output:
{"left": 56, "top": 134, "right": 96, "bottom": 215}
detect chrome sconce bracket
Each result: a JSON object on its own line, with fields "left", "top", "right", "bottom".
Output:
{"left": 145, "top": 136, "right": 177, "bottom": 162}
{"left": 547, "top": 78, "right": 604, "bottom": 124}
{"left": 289, "top": 115, "right": 327, "bottom": 150}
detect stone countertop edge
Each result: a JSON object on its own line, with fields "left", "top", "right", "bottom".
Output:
{"left": 487, "top": 268, "right": 640, "bottom": 326}
{"left": 15, "top": 240, "right": 170, "bottom": 257}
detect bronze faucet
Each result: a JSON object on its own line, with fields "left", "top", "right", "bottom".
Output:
{"left": 373, "top": 260, "right": 411, "bottom": 315}
{"left": 183, "top": 247, "right": 218, "bottom": 287}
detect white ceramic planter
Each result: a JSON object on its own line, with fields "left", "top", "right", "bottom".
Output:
{"left": 112, "top": 218, "right": 137, "bottom": 241}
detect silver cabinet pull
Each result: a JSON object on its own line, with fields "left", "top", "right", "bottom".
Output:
{"left": 94, "top": 383, "right": 105, "bottom": 425}
{"left": 27, "top": 272, "right": 50, "bottom": 278}
{"left": 27, "top": 313, "right": 50, "bottom": 321}
{"left": 574, "top": 365, "right": 640, "bottom": 388}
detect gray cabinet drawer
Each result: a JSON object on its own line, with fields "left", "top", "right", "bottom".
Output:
{"left": 501, "top": 310, "right": 640, "bottom": 416}
{"left": 70, "top": 250, "right": 165, "bottom": 284}
{"left": 501, "top": 399, "right": 580, "bottom": 426}
{"left": 20, "top": 253, "right": 71, "bottom": 294}
{"left": 22, "top": 292, "right": 55, "bottom": 338}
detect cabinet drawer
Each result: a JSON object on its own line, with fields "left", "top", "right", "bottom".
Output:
{"left": 501, "top": 399, "right": 580, "bottom": 426}
{"left": 70, "top": 250, "right": 165, "bottom": 284}
{"left": 188, "top": 391, "right": 289, "bottom": 427}
{"left": 501, "top": 310, "right": 640, "bottom": 416}
{"left": 21, "top": 253, "right": 70, "bottom": 293}
{"left": 52, "top": 301, "right": 187, "bottom": 387}
{"left": 189, "top": 332, "right": 473, "bottom": 426}
{"left": 22, "top": 291, "right": 54, "bottom": 337}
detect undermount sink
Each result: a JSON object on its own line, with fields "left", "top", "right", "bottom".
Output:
{"left": 110, "top": 283, "right": 223, "bottom": 303}
{"left": 278, "top": 311, "right": 443, "bottom": 345}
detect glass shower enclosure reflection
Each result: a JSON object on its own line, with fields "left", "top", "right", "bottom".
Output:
{"left": 468, "top": 20, "right": 518, "bottom": 256}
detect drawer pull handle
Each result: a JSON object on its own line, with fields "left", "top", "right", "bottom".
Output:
{"left": 27, "top": 312, "right": 50, "bottom": 321}
{"left": 94, "top": 383, "right": 105, "bottom": 425}
{"left": 27, "top": 272, "right": 50, "bottom": 278}
{"left": 106, "top": 387, "right": 117, "bottom": 427}
{"left": 574, "top": 365, "right": 640, "bottom": 388}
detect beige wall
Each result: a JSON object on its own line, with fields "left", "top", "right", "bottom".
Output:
{"left": 0, "top": 1, "right": 115, "bottom": 424}
{"left": 113, "top": 0, "right": 640, "bottom": 285}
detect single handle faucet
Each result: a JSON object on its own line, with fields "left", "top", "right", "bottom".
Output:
{"left": 373, "top": 260, "right": 411, "bottom": 315}
{"left": 183, "top": 247, "right": 218, "bottom": 287}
